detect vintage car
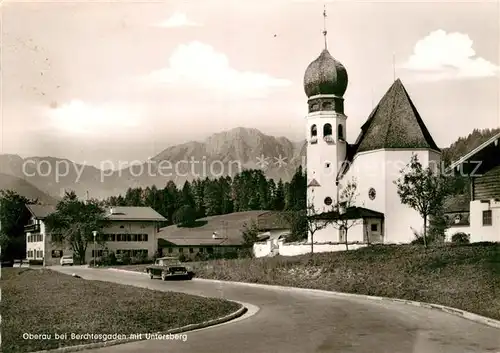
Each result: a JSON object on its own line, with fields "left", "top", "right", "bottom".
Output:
{"left": 145, "top": 257, "right": 193, "bottom": 280}
{"left": 60, "top": 255, "right": 74, "bottom": 266}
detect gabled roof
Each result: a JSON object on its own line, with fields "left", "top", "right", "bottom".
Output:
{"left": 106, "top": 207, "right": 166, "bottom": 221}
{"left": 307, "top": 178, "right": 321, "bottom": 187}
{"left": 354, "top": 79, "right": 440, "bottom": 153}
{"left": 448, "top": 132, "right": 500, "bottom": 172}
{"left": 256, "top": 211, "right": 291, "bottom": 231}
{"left": 26, "top": 204, "right": 166, "bottom": 222}
{"left": 443, "top": 194, "right": 470, "bottom": 213}
{"left": 313, "top": 207, "right": 384, "bottom": 220}
{"left": 157, "top": 211, "right": 269, "bottom": 247}
{"left": 26, "top": 204, "right": 56, "bottom": 220}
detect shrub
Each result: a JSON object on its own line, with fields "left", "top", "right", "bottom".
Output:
{"left": 100, "top": 252, "right": 117, "bottom": 266}
{"left": 178, "top": 253, "right": 187, "bottom": 262}
{"left": 194, "top": 252, "right": 209, "bottom": 262}
{"left": 121, "top": 252, "right": 131, "bottom": 265}
{"left": 451, "top": 232, "right": 470, "bottom": 244}
{"left": 88, "top": 258, "right": 103, "bottom": 267}
{"left": 28, "top": 259, "right": 43, "bottom": 266}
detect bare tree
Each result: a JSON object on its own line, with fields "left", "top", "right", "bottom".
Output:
{"left": 305, "top": 199, "right": 333, "bottom": 254}
{"left": 329, "top": 179, "right": 361, "bottom": 251}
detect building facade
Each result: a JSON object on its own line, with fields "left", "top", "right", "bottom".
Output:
{"left": 25, "top": 205, "right": 166, "bottom": 265}
{"left": 304, "top": 42, "right": 441, "bottom": 245}
{"left": 445, "top": 133, "right": 500, "bottom": 242}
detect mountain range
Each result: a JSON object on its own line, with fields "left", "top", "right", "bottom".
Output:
{"left": 0, "top": 126, "right": 498, "bottom": 202}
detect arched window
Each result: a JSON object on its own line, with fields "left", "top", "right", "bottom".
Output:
{"left": 323, "top": 123, "right": 332, "bottom": 137}
{"left": 338, "top": 124, "right": 344, "bottom": 140}
{"left": 311, "top": 124, "right": 317, "bottom": 137}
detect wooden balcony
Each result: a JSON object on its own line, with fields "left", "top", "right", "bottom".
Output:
{"left": 24, "top": 223, "right": 40, "bottom": 233}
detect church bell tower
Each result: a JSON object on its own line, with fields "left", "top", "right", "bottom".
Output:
{"left": 304, "top": 6, "right": 348, "bottom": 214}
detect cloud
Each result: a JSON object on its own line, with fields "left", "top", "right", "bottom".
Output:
{"left": 400, "top": 30, "right": 499, "bottom": 81}
{"left": 44, "top": 100, "right": 141, "bottom": 135}
{"left": 143, "top": 41, "right": 291, "bottom": 98}
{"left": 154, "top": 12, "right": 201, "bottom": 28}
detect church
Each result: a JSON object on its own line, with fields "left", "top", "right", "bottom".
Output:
{"left": 304, "top": 43, "right": 441, "bottom": 245}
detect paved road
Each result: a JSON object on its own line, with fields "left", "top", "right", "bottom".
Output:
{"left": 54, "top": 266, "right": 499, "bottom": 353}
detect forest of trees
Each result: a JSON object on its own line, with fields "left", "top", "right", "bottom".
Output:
{"left": 105, "top": 167, "right": 307, "bottom": 227}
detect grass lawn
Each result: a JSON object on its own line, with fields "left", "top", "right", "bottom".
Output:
{"left": 0, "top": 268, "right": 241, "bottom": 353}
{"left": 157, "top": 243, "right": 500, "bottom": 321}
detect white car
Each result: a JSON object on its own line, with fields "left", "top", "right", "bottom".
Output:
{"left": 60, "top": 255, "right": 74, "bottom": 266}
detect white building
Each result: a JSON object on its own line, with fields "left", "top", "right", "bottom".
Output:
{"left": 25, "top": 205, "right": 166, "bottom": 265}
{"left": 303, "top": 44, "right": 441, "bottom": 245}
{"left": 444, "top": 133, "right": 500, "bottom": 242}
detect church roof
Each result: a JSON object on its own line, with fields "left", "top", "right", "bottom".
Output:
{"left": 304, "top": 49, "right": 348, "bottom": 98}
{"left": 312, "top": 207, "right": 384, "bottom": 220}
{"left": 354, "top": 78, "right": 440, "bottom": 153}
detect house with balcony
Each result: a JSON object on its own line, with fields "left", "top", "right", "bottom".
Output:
{"left": 25, "top": 205, "right": 166, "bottom": 265}
{"left": 445, "top": 133, "right": 500, "bottom": 242}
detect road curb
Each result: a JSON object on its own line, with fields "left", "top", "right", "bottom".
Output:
{"left": 106, "top": 268, "right": 148, "bottom": 275}
{"left": 105, "top": 268, "right": 500, "bottom": 329}
{"left": 29, "top": 303, "right": 247, "bottom": 353}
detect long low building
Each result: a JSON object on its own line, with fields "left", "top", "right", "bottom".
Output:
{"left": 25, "top": 205, "right": 166, "bottom": 265}
{"left": 157, "top": 211, "right": 290, "bottom": 258}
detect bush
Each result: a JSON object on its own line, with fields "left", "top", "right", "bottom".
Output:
{"left": 121, "top": 252, "right": 131, "bottom": 265}
{"left": 28, "top": 260, "right": 43, "bottom": 266}
{"left": 451, "top": 232, "right": 470, "bottom": 244}
{"left": 194, "top": 252, "right": 209, "bottom": 262}
{"left": 178, "top": 253, "right": 187, "bottom": 262}
{"left": 88, "top": 258, "right": 103, "bottom": 267}
{"left": 101, "top": 251, "right": 117, "bottom": 266}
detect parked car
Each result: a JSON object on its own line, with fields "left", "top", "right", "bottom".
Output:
{"left": 145, "top": 257, "right": 193, "bottom": 280}
{"left": 60, "top": 255, "right": 74, "bottom": 266}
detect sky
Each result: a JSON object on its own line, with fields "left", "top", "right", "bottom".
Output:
{"left": 1, "top": 0, "right": 499, "bottom": 167}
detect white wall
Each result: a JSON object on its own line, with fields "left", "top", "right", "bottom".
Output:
{"left": 253, "top": 242, "right": 272, "bottom": 258}
{"left": 445, "top": 225, "right": 471, "bottom": 242}
{"left": 341, "top": 148, "right": 441, "bottom": 244}
{"left": 278, "top": 241, "right": 367, "bottom": 257}
{"left": 306, "top": 111, "right": 347, "bottom": 215}
{"left": 343, "top": 150, "right": 386, "bottom": 214}
{"left": 469, "top": 199, "right": 500, "bottom": 242}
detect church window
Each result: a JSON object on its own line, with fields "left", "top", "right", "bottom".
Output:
{"left": 338, "top": 124, "right": 344, "bottom": 140}
{"left": 368, "top": 188, "right": 376, "bottom": 200}
{"left": 323, "top": 123, "right": 332, "bottom": 137}
{"left": 324, "top": 197, "right": 332, "bottom": 206}
{"left": 311, "top": 124, "right": 317, "bottom": 137}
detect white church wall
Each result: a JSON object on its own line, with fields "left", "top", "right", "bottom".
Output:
{"left": 384, "top": 149, "right": 436, "bottom": 243}
{"left": 308, "top": 220, "right": 365, "bottom": 243}
{"left": 343, "top": 150, "right": 387, "bottom": 213}
{"left": 312, "top": 224, "right": 339, "bottom": 243}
